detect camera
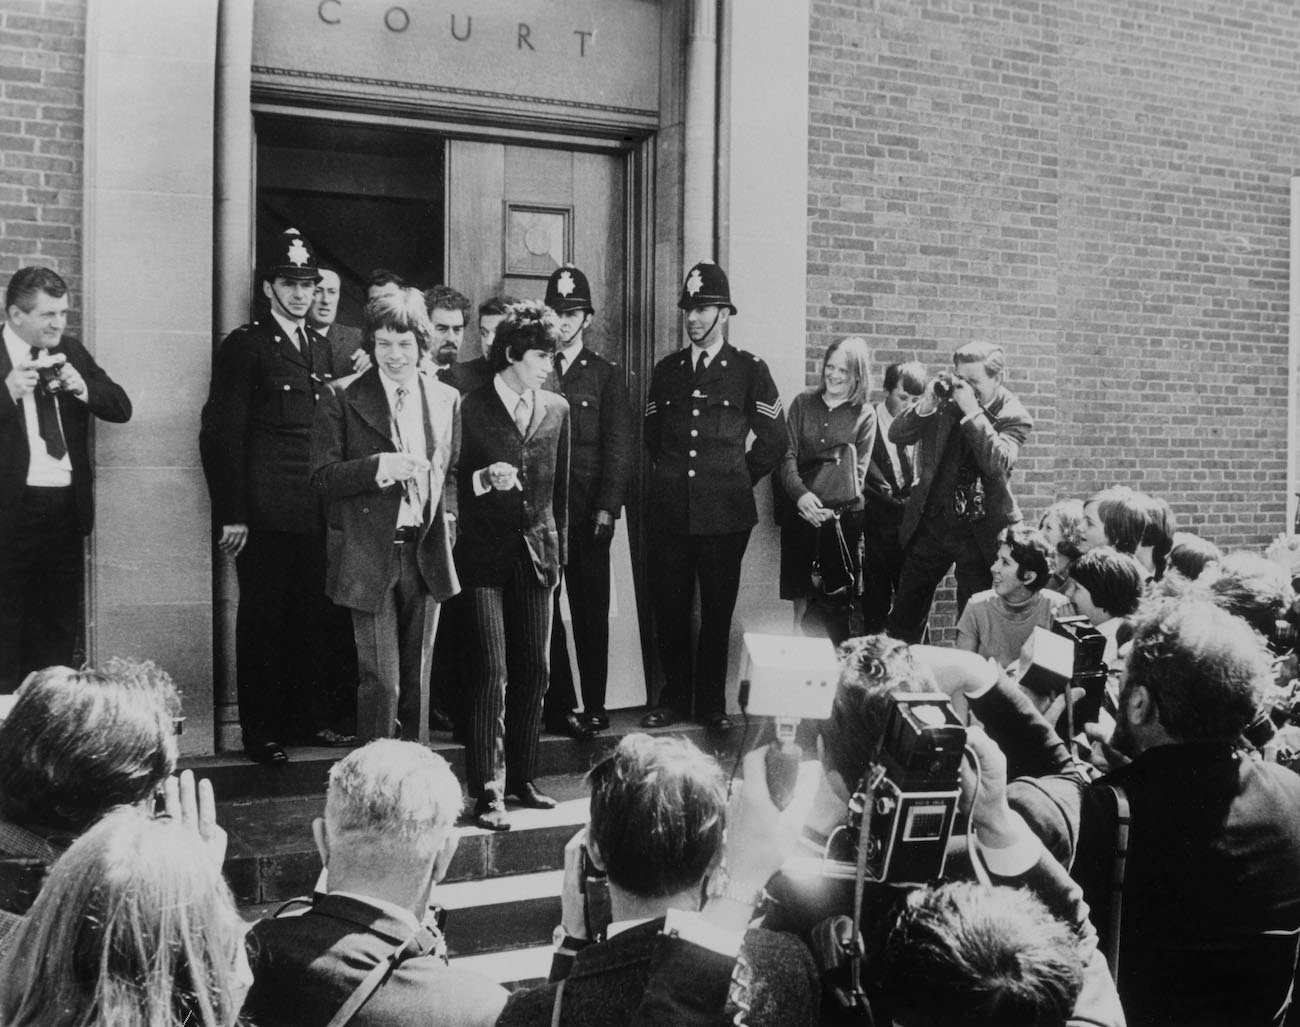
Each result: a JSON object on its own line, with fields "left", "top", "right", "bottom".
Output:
{"left": 932, "top": 371, "right": 956, "bottom": 400}
{"left": 32, "top": 352, "right": 66, "bottom": 393}
{"left": 738, "top": 632, "right": 839, "bottom": 810}
{"left": 1020, "top": 617, "right": 1110, "bottom": 740}
{"left": 849, "top": 693, "right": 965, "bottom": 885}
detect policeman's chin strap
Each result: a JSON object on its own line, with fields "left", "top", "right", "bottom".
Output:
{"left": 267, "top": 281, "right": 305, "bottom": 325}
{"left": 696, "top": 307, "right": 723, "bottom": 348}
{"left": 557, "top": 312, "right": 590, "bottom": 350}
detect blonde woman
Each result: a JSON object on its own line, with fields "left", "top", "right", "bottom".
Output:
{"left": 775, "top": 336, "right": 876, "bottom": 643}
{"left": 0, "top": 808, "right": 251, "bottom": 1027}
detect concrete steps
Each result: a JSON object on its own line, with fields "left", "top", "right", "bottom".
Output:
{"left": 210, "top": 710, "right": 748, "bottom": 982}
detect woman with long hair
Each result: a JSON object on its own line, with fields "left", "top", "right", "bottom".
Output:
{"left": 775, "top": 336, "right": 877, "bottom": 643}
{"left": 0, "top": 808, "right": 251, "bottom": 1027}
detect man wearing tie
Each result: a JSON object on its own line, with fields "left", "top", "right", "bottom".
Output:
{"left": 311, "top": 289, "right": 460, "bottom": 745}
{"left": 456, "top": 301, "right": 570, "bottom": 831}
{"left": 200, "top": 228, "right": 340, "bottom": 763}
{"left": 0, "top": 267, "right": 132, "bottom": 692}
{"left": 642, "top": 260, "right": 787, "bottom": 733}
{"left": 861, "top": 361, "right": 924, "bottom": 633}
{"left": 540, "top": 265, "right": 633, "bottom": 737}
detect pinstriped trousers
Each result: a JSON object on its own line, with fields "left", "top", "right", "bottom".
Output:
{"left": 465, "top": 560, "right": 554, "bottom": 798}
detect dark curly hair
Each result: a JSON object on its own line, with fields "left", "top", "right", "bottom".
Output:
{"left": 489, "top": 300, "right": 560, "bottom": 372}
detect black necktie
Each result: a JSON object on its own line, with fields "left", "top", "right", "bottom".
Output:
{"left": 296, "top": 326, "right": 311, "bottom": 364}
{"left": 694, "top": 351, "right": 708, "bottom": 381}
{"left": 30, "top": 346, "right": 66, "bottom": 460}
{"left": 553, "top": 352, "right": 565, "bottom": 381}
{"left": 898, "top": 443, "right": 913, "bottom": 490}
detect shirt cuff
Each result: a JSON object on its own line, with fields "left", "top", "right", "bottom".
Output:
{"left": 964, "top": 657, "right": 1002, "bottom": 699}
{"left": 661, "top": 908, "right": 744, "bottom": 959}
{"left": 975, "top": 810, "right": 1043, "bottom": 877}
{"left": 472, "top": 469, "right": 491, "bottom": 496}
{"left": 960, "top": 409, "right": 982, "bottom": 424}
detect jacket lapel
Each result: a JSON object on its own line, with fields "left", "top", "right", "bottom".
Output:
{"left": 348, "top": 369, "right": 395, "bottom": 446}
{"left": 524, "top": 388, "right": 547, "bottom": 440}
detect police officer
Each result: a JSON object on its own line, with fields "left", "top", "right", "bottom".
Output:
{"left": 200, "top": 228, "right": 345, "bottom": 763}
{"left": 539, "top": 266, "right": 634, "bottom": 737}
{"left": 642, "top": 260, "right": 786, "bottom": 732}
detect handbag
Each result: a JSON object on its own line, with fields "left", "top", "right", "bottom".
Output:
{"left": 799, "top": 442, "right": 860, "bottom": 509}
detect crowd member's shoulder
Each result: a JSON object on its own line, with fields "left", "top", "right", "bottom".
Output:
{"left": 735, "top": 925, "right": 820, "bottom": 1024}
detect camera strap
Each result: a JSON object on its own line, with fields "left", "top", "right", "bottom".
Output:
{"left": 847, "top": 765, "right": 887, "bottom": 1012}
{"left": 1098, "top": 783, "right": 1131, "bottom": 980}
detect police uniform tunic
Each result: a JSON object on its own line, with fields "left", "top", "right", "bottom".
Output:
{"left": 200, "top": 315, "right": 338, "bottom": 750}
{"left": 643, "top": 340, "right": 786, "bottom": 719}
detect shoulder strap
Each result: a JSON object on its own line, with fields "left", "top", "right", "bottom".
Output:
{"left": 550, "top": 978, "right": 567, "bottom": 1027}
{"left": 325, "top": 923, "right": 442, "bottom": 1027}
{"left": 1099, "top": 783, "right": 1131, "bottom": 979}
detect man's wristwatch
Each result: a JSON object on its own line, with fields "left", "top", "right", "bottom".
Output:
{"left": 552, "top": 924, "right": 593, "bottom": 953}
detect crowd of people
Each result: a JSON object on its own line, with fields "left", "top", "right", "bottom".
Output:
{"left": 7, "top": 235, "right": 1300, "bottom": 1024}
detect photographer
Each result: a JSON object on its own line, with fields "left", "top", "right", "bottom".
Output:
{"left": 886, "top": 343, "right": 1034, "bottom": 643}
{"left": 498, "top": 734, "right": 820, "bottom": 1026}
{"left": 760, "top": 637, "right": 1118, "bottom": 1026}
{"left": 1009, "top": 597, "right": 1300, "bottom": 1027}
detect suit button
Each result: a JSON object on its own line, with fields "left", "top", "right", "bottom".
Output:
{"left": 581, "top": 400, "right": 589, "bottom": 407}
{"left": 688, "top": 470, "right": 696, "bottom": 477}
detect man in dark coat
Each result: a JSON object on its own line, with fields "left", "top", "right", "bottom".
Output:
{"left": 642, "top": 260, "right": 787, "bottom": 733}
{"left": 886, "top": 342, "right": 1033, "bottom": 642}
{"left": 0, "top": 266, "right": 131, "bottom": 691}
{"left": 200, "top": 228, "right": 341, "bottom": 762}
{"left": 539, "top": 265, "right": 633, "bottom": 736}
{"left": 308, "top": 266, "right": 369, "bottom": 379}
{"left": 498, "top": 735, "right": 821, "bottom": 1027}
{"left": 455, "top": 301, "right": 570, "bottom": 831}
{"left": 1008, "top": 597, "right": 1300, "bottom": 1027}
{"left": 311, "top": 289, "right": 460, "bottom": 745}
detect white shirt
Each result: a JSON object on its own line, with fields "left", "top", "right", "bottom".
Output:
{"left": 689, "top": 338, "right": 724, "bottom": 374}
{"left": 555, "top": 341, "right": 584, "bottom": 378}
{"left": 874, "top": 400, "right": 912, "bottom": 488}
{"left": 494, "top": 373, "right": 534, "bottom": 423}
{"left": 269, "top": 309, "right": 308, "bottom": 354}
{"left": 377, "top": 371, "right": 429, "bottom": 528}
{"left": 4, "top": 324, "right": 72, "bottom": 486}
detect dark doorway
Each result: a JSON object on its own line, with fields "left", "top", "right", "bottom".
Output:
{"left": 255, "top": 116, "right": 445, "bottom": 326}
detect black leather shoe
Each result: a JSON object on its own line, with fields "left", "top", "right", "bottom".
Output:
{"left": 474, "top": 796, "right": 511, "bottom": 831}
{"left": 507, "top": 781, "right": 558, "bottom": 810}
{"left": 245, "top": 741, "right": 288, "bottom": 764}
{"left": 640, "top": 707, "right": 677, "bottom": 729}
{"left": 581, "top": 710, "right": 609, "bottom": 732}
{"left": 706, "top": 714, "right": 736, "bottom": 735}
{"left": 546, "top": 712, "right": 596, "bottom": 739}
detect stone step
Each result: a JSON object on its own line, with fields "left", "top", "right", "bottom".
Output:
{"left": 453, "top": 945, "right": 553, "bottom": 990}
{"left": 187, "top": 708, "right": 742, "bottom": 803}
{"left": 440, "top": 869, "right": 563, "bottom": 957}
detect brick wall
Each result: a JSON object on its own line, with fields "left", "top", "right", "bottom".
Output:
{"left": 808, "top": 0, "right": 1300, "bottom": 632}
{"left": 0, "top": 0, "right": 84, "bottom": 329}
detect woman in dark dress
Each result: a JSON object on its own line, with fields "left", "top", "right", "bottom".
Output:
{"left": 775, "top": 336, "right": 876, "bottom": 643}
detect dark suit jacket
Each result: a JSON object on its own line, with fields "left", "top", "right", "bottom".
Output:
{"left": 324, "top": 322, "right": 364, "bottom": 379}
{"left": 439, "top": 356, "right": 494, "bottom": 396}
{"left": 543, "top": 346, "right": 633, "bottom": 528}
{"left": 199, "top": 318, "right": 336, "bottom": 533}
{"left": 454, "top": 382, "right": 569, "bottom": 588}
{"left": 310, "top": 368, "right": 460, "bottom": 613}
{"left": 245, "top": 893, "right": 507, "bottom": 1027}
{"left": 0, "top": 329, "right": 131, "bottom": 540}
{"left": 497, "top": 918, "right": 820, "bottom": 1027}
{"left": 863, "top": 405, "right": 909, "bottom": 525}
{"left": 1011, "top": 743, "right": 1300, "bottom": 1027}
{"left": 888, "top": 385, "right": 1033, "bottom": 561}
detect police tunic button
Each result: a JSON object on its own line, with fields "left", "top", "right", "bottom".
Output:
{"left": 691, "top": 429, "right": 699, "bottom": 437}
{"left": 581, "top": 401, "right": 589, "bottom": 407}
{"left": 690, "top": 450, "right": 697, "bottom": 457}
{"left": 723, "top": 400, "right": 729, "bottom": 406}
{"left": 692, "top": 409, "right": 700, "bottom": 417}
{"left": 283, "top": 384, "right": 290, "bottom": 391}
{"left": 688, "top": 470, "right": 696, "bottom": 477}
{"left": 721, "top": 360, "right": 727, "bottom": 367}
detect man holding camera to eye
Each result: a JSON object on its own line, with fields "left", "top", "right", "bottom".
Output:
{"left": 886, "top": 342, "right": 1033, "bottom": 644}
{"left": 0, "top": 267, "right": 132, "bottom": 692}
{"left": 754, "top": 635, "right": 1119, "bottom": 1027}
